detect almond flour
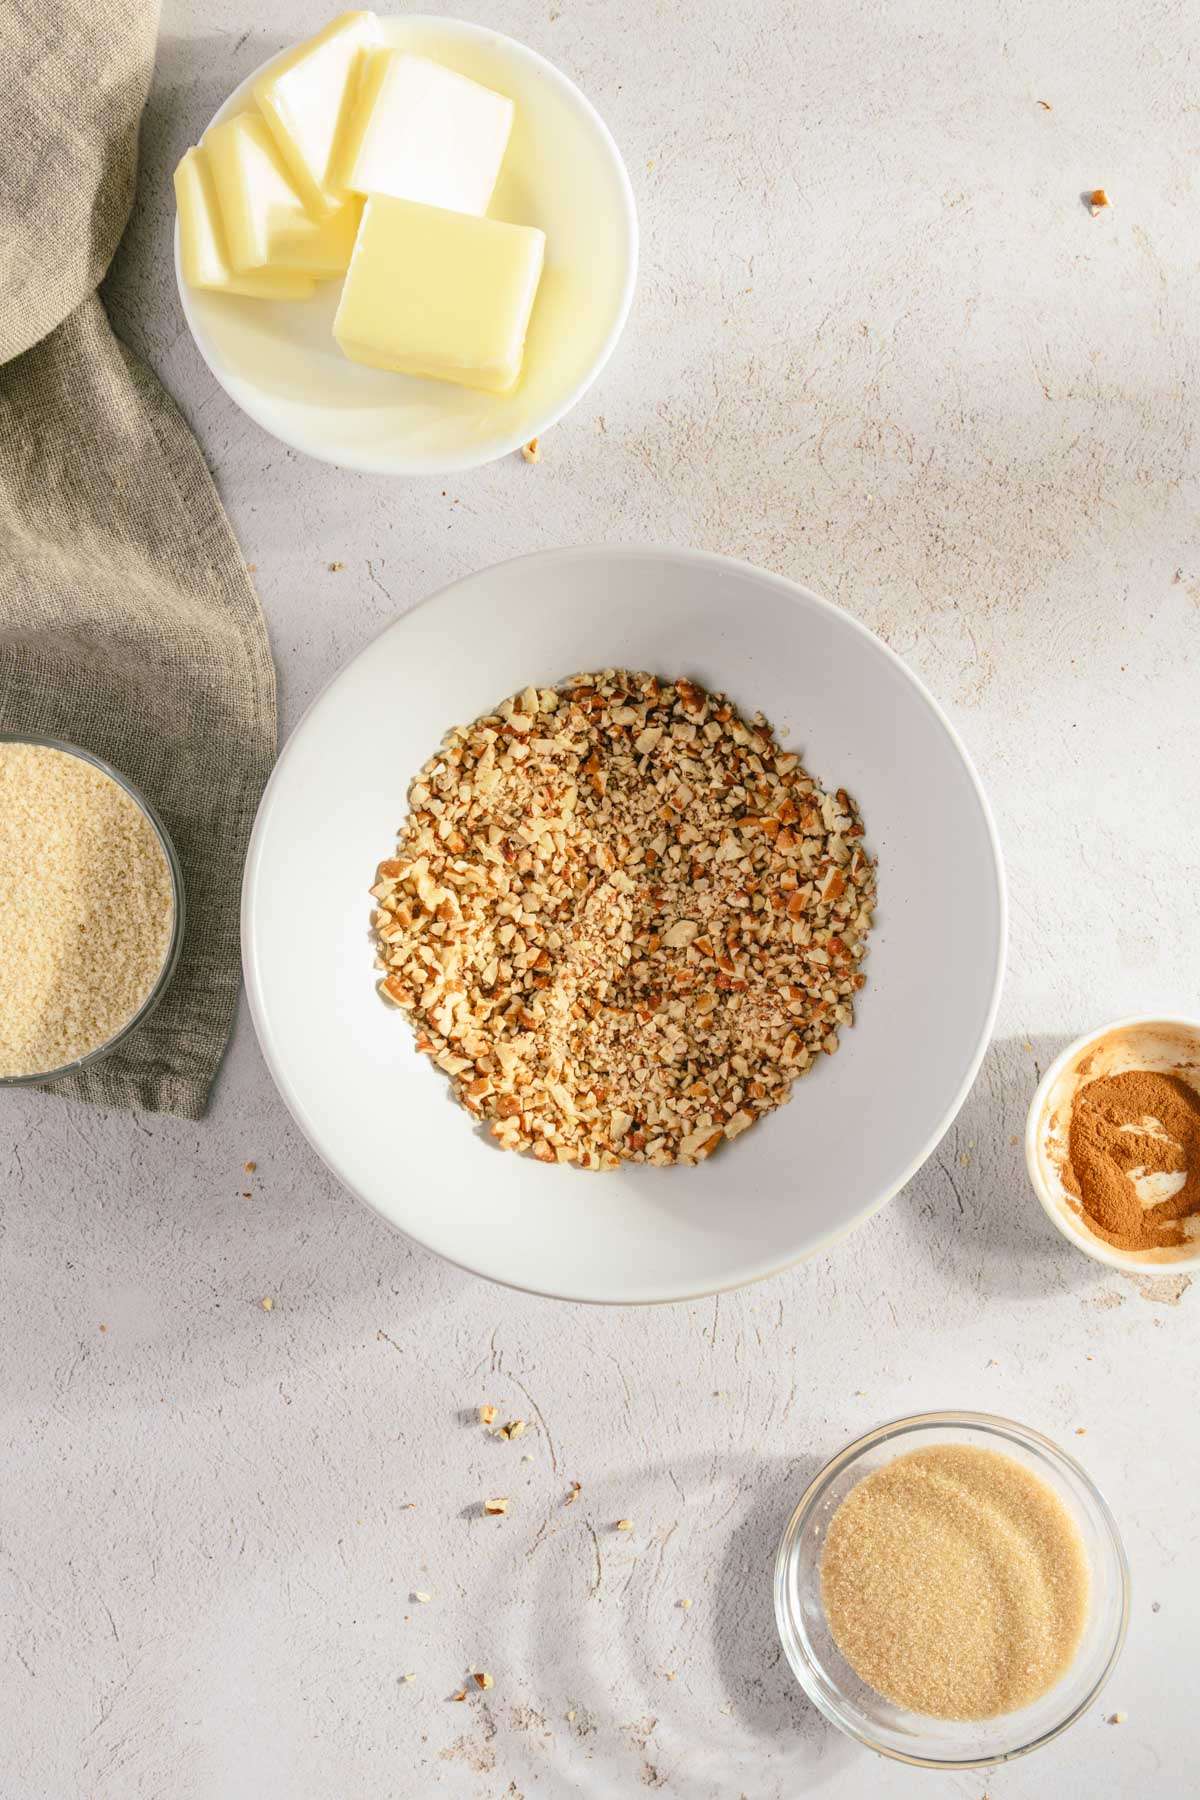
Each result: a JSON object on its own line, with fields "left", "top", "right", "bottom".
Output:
{"left": 821, "top": 1444, "right": 1090, "bottom": 1720}
{"left": 0, "top": 743, "right": 175, "bottom": 1077}
{"left": 369, "top": 671, "right": 875, "bottom": 1169}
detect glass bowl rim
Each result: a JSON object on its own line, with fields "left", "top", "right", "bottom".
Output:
{"left": 773, "top": 1408, "right": 1131, "bottom": 1770}
{"left": 0, "top": 733, "right": 186, "bottom": 1086}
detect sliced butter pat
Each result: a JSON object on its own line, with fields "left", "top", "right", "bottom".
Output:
{"left": 333, "top": 195, "right": 545, "bottom": 394}
{"left": 253, "top": 9, "right": 380, "bottom": 215}
{"left": 204, "top": 113, "right": 360, "bottom": 276}
{"left": 343, "top": 52, "right": 514, "bottom": 216}
{"left": 174, "top": 147, "right": 317, "bottom": 298}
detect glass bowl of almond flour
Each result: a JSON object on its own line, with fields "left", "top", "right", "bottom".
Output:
{"left": 0, "top": 737, "right": 184, "bottom": 1084}
{"left": 774, "top": 1411, "right": 1129, "bottom": 1768}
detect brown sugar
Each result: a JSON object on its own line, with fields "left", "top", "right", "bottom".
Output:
{"left": 821, "top": 1445, "right": 1089, "bottom": 1720}
{"left": 1064, "top": 1069, "right": 1200, "bottom": 1252}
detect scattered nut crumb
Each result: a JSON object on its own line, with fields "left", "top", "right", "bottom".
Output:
{"left": 663, "top": 1670, "right": 676, "bottom": 1681}
{"left": 1075, "top": 1427, "right": 1087, "bottom": 1436}
{"left": 329, "top": 560, "right": 345, "bottom": 572}
{"left": 565, "top": 1708, "right": 576, "bottom": 1722}
{"left": 413, "top": 1591, "right": 432, "bottom": 1604}
{"left": 261, "top": 1297, "right": 274, "bottom": 1311}
{"left": 499, "top": 1418, "right": 526, "bottom": 1440}
{"left": 564, "top": 1482, "right": 581, "bottom": 1506}
{"left": 521, "top": 1452, "right": 533, "bottom": 1462}
{"left": 1089, "top": 188, "right": 1110, "bottom": 214}
{"left": 450, "top": 1690, "right": 467, "bottom": 1702}
{"left": 244, "top": 1160, "right": 257, "bottom": 1173}
{"left": 1107, "top": 1711, "right": 1127, "bottom": 1724}
{"left": 484, "top": 1496, "right": 510, "bottom": 1515}
{"left": 474, "top": 1671, "right": 494, "bottom": 1690}
{"left": 678, "top": 1598, "right": 692, "bottom": 1610}
{"left": 615, "top": 1518, "right": 633, "bottom": 1532}
{"left": 245, "top": 562, "right": 257, "bottom": 573}
{"left": 400, "top": 1672, "right": 415, "bottom": 1684}
{"left": 479, "top": 1404, "right": 497, "bottom": 1425}
{"left": 98, "top": 1323, "right": 108, "bottom": 1333}
{"left": 521, "top": 437, "right": 541, "bottom": 463}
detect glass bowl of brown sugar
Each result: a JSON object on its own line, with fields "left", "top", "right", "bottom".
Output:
{"left": 1027, "top": 1015, "right": 1200, "bottom": 1276}
{"left": 774, "top": 1411, "right": 1129, "bottom": 1769}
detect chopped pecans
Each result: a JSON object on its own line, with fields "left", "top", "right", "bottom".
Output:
{"left": 370, "top": 671, "right": 875, "bottom": 1170}
{"left": 483, "top": 1496, "right": 510, "bottom": 1515}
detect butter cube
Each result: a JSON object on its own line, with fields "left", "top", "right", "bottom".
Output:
{"left": 253, "top": 9, "right": 380, "bottom": 216}
{"left": 333, "top": 196, "right": 545, "bottom": 394}
{"left": 203, "top": 113, "right": 360, "bottom": 276}
{"left": 342, "top": 52, "right": 514, "bottom": 216}
{"left": 174, "top": 147, "right": 318, "bottom": 298}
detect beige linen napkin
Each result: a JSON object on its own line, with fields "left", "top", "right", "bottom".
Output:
{"left": 0, "top": 0, "right": 277, "bottom": 1117}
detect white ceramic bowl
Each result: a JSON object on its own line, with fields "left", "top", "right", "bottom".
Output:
{"left": 242, "top": 546, "right": 1006, "bottom": 1303}
{"left": 174, "top": 15, "right": 637, "bottom": 474}
{"left": 1026, "top": 1014, "right": 1200, "bottom": 1273}
{"left": 775, "top": 1412, "right": 1129, "bottom": 1769}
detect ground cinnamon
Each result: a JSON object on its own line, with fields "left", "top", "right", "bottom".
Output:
{"left": 1064, "top": 1069, "right": 1200, "bottom": 1252}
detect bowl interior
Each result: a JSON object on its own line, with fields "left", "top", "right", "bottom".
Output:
{"left": 775, "top": 1415, "right": 1129, "bottom": 1768}
{"left": 242, "top": 546, "right": 1004, "bottom": 1303}
{"left": 176, "top": 14, "right": 636, "bottom": 473}
{"left": 1032, "top": 1018, "right": 1200, "bottom": 1270}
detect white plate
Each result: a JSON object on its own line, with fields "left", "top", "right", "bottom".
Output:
{"left": 243, "top": 547, "right": 1006, "bottom": 1303}
{"left": 174, "top": 15, "right": 637, "bottom": 474}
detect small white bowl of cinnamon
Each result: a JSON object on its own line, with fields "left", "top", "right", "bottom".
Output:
{"left": 1026, "top": 1015, "right": 1200, "bottom": 1273}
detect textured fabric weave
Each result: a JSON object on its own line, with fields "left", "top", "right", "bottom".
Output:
{"left": 0, "top": 0, "right": 277, "bottom": 1116}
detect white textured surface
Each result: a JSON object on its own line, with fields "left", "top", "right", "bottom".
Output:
{"left": 4, "top": 0, "right": 1199, "bottom": 1795}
